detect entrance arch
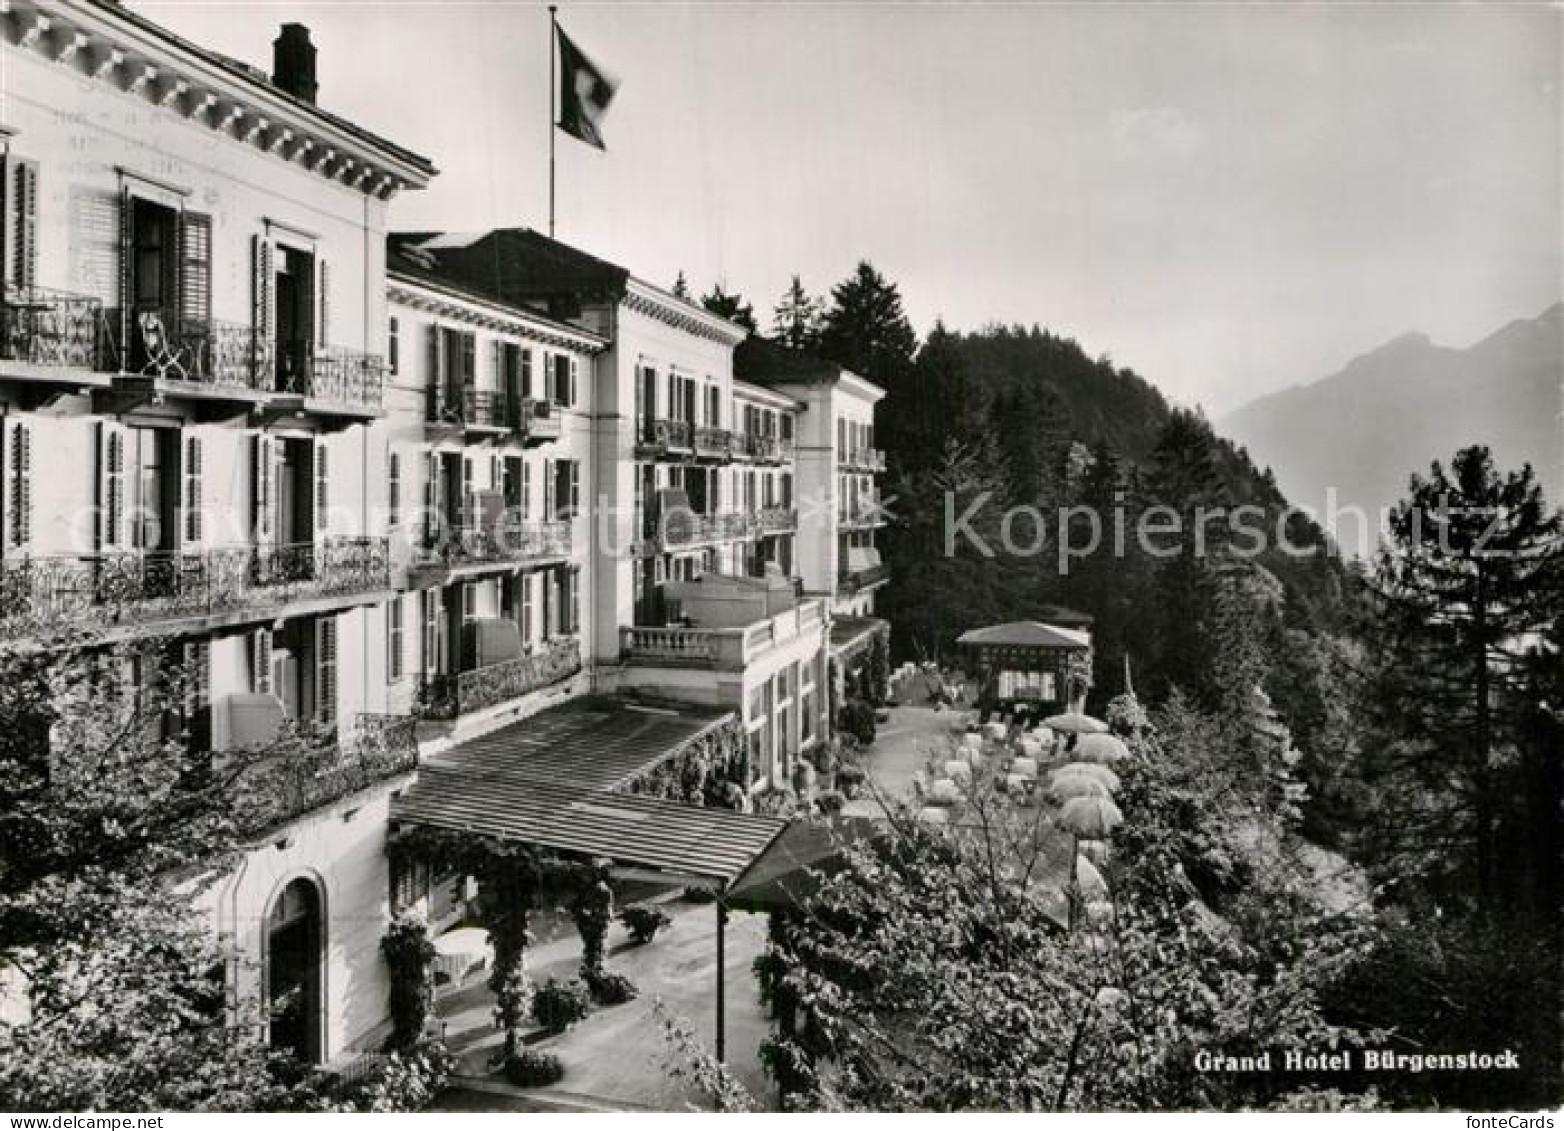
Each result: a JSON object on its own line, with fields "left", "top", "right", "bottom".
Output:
{"left": 265, "top": 875, "right": 324, "bottom": 1063}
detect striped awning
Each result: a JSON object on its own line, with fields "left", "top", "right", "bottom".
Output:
{"left": 390, "top": 696, "right": 788, "bottom": 884}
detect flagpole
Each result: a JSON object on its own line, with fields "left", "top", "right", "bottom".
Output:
{"left": 548, "top": 4, "right": 558, "bottom": 239}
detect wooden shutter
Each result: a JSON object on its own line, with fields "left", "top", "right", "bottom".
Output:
{"left": 568, "top": 357, "right": 579, "bottom": 407}
{"left": 388, "top": 451, "right": 401, "bottom": 527}
{"left": 570, "top": 566, "right": 581, "bottom": 634}
{"left": 251, "top": 234, "right": 274, "bottom": 381}
{"left": 116, "top": 185, "right": 133, "bottom": 353}
{"left": 520, "top": 574, "right": 533, "bottom": 645}
{"left": 461, "top": 455, "right": 474, "bottom": 526}
{"left": 4, "top": 419, "right": 33, "bottom": 553}
{"left": 4, "top": 158, "right": 39, "bottom": 291}
{"left": 96, "top": 421, "right": 129, "bottom": 552}
{"left": 251, "top": 627, "right": 273, "bottom": 695}
{"left": 251, "top": 434, "right": 276, "bottom": 547}
{"left": 67, "top": 185, "right": 120, "bottom": 310}
{"left": 421, "top": 449, "right": 436, "bottom": 541}
{"left": 422, "top": 589, "right": 440, "bottom": 672}
{"left": 387, "top": 598, "right": 404, "bottom": 682}
{"left": 521, "top": 348, "right": 532, "bottom": 398}
{"left": 178, "top": 210, "right": 212, "bottom": 327}
{"left": 543, "top": 458, "right": 554, "bottom": 521}
{"left": 521, "top": 459, "right": 532, "bottom": 520}
{"left": 314, "top": 439, "right": 329, "bottom": 534}
{"left": 315, "top": 615, "right": 337, "bottom": 726}
{"left": 460, "top": 332, "right": 476, "bottom": 391}
{"left": 183, "top": 434, "right": 204, "bottom": 545}
{"left": 569, "top": 460, "right": 580, "bottom": 516}
{"left": 317, "top": 259, "right": 330, "bottom": 347}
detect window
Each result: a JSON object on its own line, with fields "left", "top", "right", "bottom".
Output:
{"left": 388, "top": 316, "right": 400, "bottom": 375}
{"left": 387, "top": 451, "right": 401, "bottom": 527}
{"left": 391, "top": 857, "right": 429, "bottom": 912}
{"left": 387, "top": 598, "right": 404, "bottom": 682}
{"left": 315, "top": 616, "right": 338, "bottom": 727}
{"left": 552, "top": 353, "right": 572, "bottom": 406}
{"left": 568, "top": 566, "right": 581, "bottom": 633}
{"left": 520, "top": 574, "right": 534, "bottom": 644}
{"left": 422, "top": 590, "right": 441, "bottom": 672}
{"left": 552, "top": 459, "right": 579, "bottom": 520}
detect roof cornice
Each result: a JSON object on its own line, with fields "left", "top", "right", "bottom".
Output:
{"left": 624, "top": 277, "right": 748, "bottom": 347}
{"left": 388, "top": 272, "right": 607, "bottom": 353}
{"left": 9, "top": 0, "right": 436, "bottom": 199}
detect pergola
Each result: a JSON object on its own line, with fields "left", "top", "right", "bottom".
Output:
{"left": 388, "top": 696, "right": 790, "bottom": 1061}
{"left": 956, "top": 618, "right": 1092, "bottom": 713}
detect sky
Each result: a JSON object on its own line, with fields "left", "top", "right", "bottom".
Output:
{"left": 137, "top": 1, "right": 1562, "bottom": 415}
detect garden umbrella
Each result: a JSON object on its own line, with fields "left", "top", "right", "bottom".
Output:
{"left": 1048, "top": 775, "right": 1110, "bottom": 803}
{"left": 1050, "top": 762, "right": 1120, "bottom": 792}
{"left": 1074, "top": 853, "right": 1109, "bottom": 900}
{"left": 1058, "top": 794, "right": 1124, "bottom": 840}
{"left": 1074, "top": 733, "right": 1131, "bottom": 764}
{"left": 1044, "top": 712, "right": 1109, "bottom": 735}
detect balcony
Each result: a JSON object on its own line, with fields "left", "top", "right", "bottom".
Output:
{"left": 0, "top": 537, "right": 391, "bottom": 641}
{"left": 410, "top": 517, "right": 572, "bottom": 585}
{"left": 635, "top": 418, "right": 694, "bottom": 458}
{"left": 426, "top": 387, "right": 510, "bottom": 440}
{"left": 757, "top": 506, "right": 798, "bottom": 534}
{"left": 642, "top": 508, "right": 755, "bottom": 551}
{"left": 0, "top": 284, "right": 105, "bottom": 374}
{"left": 516, "top": 397, "right": 564, "bottom": 445}
{"left": 840, "top": 500, "right": 888, "bottom": 529}
{"left": 621, "top": 597, "right": 825, "bottom": 673}
{"left": 694, "top": 426, "right": 734, "bottom": 461}
{"left": 415, "top": 636, "right": 582, "bottom": 721}
{"left": 99, "top": 309, "right": 267, "bottom": 402}
{"left": 838, "top": 563, "right": 891, "bottom": 594}
{"left": 233, "top": 712, "right": 418, "bottom": 837}
{"left": 276, "top": 339, "right": 387, "bottom": 416}
{"left": 842, "top": 447, "right": 887, "bottom": 472}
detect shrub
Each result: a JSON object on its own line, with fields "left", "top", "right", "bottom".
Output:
{"left": 837, "top": 699, "right": 877, "bottom": 746}
{"left": 332, "top": 1039, "right": 455, "bottom": 1112}
{"left": 814, "top": 789, "right": 846, "bottom": 815}
{"left": 682, "top": 885, "right": 719, "bottom": 904}
{"left": 836, "top": 764, "right": 868, "bottom": 798}
{"left": 504, "top": 1049, "right": 564, "bottom": 1089}
{"left": 585, "top": 969, "right": 639, "bottom": 1006}
{"left": 531, "top": 978, "right": 591, "bottom": 1034}
{"left": 619, "top": 903, "right": 673, "bottom": 945}
{"left": 379, "top": 912, "right": 436, "bottom": 1052}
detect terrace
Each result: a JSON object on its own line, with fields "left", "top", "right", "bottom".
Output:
{"left": 621, "top": 592, "right": 825, "bottom": 673}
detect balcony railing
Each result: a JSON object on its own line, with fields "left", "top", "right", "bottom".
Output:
{"left": 840, "top": 501, "right": 887, "bottom": 528}
{"left": 757, "top": 506, "right": 798, "bottom": 533}
{"left": 287, "top": 341, "right": 387, "bottom": 411}
{"left": 637, "top": 418, "right": 693, "bottom": 455}
{"left": 100, "top": 308, "right": 266, "bottom": 392}
{"left": 234, "top": 712, "right": 418, "bottom": 835}
{"left": 428, "top": 387, "right": 508, "bottom": 429}
{"left": 838, "top": 563, "right": 891, "bottom": 594}
{"left": 621, "top": 597, "right": 825, "bottom": 673}
{"left": 0, "top": 537, "right": 390, "bottom": 639}
{"left": 644, "top": 509, "right": 757, "bottom": 549}
{"left": 517, "top": 397, "right": 563, "bottom": 442}
{"left": 414, "top": 518, "right": 571, "bottom": 572}
{"left": 415, "top": 636, "right": 582, "bottom": 721}
{"left": 1, "top": 284, "right": 104, "bottom": 370}
{"left": 842, "top": 448, "right": 886, "bottom": 472}
{"left": 694, "top": 426, "right": 734, "bottom": 459}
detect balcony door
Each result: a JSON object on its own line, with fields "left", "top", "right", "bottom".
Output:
{"left": 266, "top": 877, "right": 324, "bottom": 1064}
{"left": 126, "top": 426, "right": 178, "bottom": 557}
{"left": 273, "top": 245, "right": 315, "bottom": 392}
{"left": 129, "top": 198, "right": 178, "bottom": 366}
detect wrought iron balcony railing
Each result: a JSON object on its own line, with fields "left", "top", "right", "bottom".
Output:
{"left": 842, "top": 447, "right": 887, "bottom": 472}
{"left": 694, "top": 426, "right": 734, "bottom": 459}
{"left": 636, "top": 418, "right": 694, "bottom": 455}
{"left": 100, "top": 308, "right": 266, "bottom": 392}
{"left": 234, "top": 712, "right": 418, "bottom": 836}
{"left": 428, "top": 387, "right": 509, "bottom": 429}
{"left": 643, "top": 509, "right": 757, "bottom": 549}
{"left": 414, "top": 518, "right": 571, "bottom": 571}
{"left": 0, "top": 537, "right": 390, "bottom": 640}
{"left": 299, "top": 342, "right": 387, "bottom": 410}
{"left": 1, "top": 284, "right": 105, "bottom": 370}
{"left": 517, "top": 396, "right": 563, "bottom": 442}
{"left": 415, "top": 636, "right": 582, "bottom": 721}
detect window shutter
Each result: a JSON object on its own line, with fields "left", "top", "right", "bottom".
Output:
{"left": 543, "top": 458, "right": 554, "bottom": 520}
{"left": 251, "top": 627, "right": 273, "bottom": 695}
{"left": 570, "top": 566, "right": 581, "bottom": 634}
{"left": 422, "top": 590, "right": 440, "bottom": 673}
{"left": 521, "top": 348, "right": 532, "bottom": 398}
{"left": 554, "top": 354, "right": 569, "bottom": 404}
{"left": 315, "top": 616, "right": 337, "bottom": 727}
{"left": 520, "top": 574, "right": 533, "bottom": 645}
{"left": 460, "top": 332, "right": 476, "bottom": 391}
{"left": 251, "top": 234, "right": 274, "bottom": 382}
{"left": 5, "top": 159, "right": 39, "bottom": 291}
{"left": 178, "top": 210, "right": 211, "bottom": 328}
{"left": 96, "top": 421, "right": 129, "bottom": 552}
{"left": 183, "top": 434, "right": 204, "bottom": 545}
{"left": 421, "top": 449, "right": 435, "bottom": 541}
{"left": 251, "top": 434, "right": 275, "bottom": 546}
{"left": 116, "top": 184, "right": 133, "bottom": 355}
{"left": 388, "top": 451, "right": 401, "bottom": 527}
{"left": 569, "top": 460, "right": 580, "bottom": 516}
{"left": 314, "top": 439, "right": 329, "bottom": 534}
{"left": 317, "top": 259, "right": 330, "bottom": 347}
{"left": 5, "top": 420, "right": 33, "bottom": 552}
{"left": 521, "top": 459, "right": 532, "bottom": 520}
{"left": 461, "top": 456, "right": 473, "bottom": 526}
{"left": 569, "top": 356, "right": 579, "bottom": 407}
{"left": 387, "top": 598, "right": 404, "bottom": 682}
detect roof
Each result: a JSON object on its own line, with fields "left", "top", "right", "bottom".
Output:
{"left": 386, "top": 260, "right": 609, "bottom": 351}
{"left": 73, "top": 0, "right": 436, "bottom": 184}
{"left": 956, "top": 621, "right": 1092, "bottom": 650}
{"left": 734, "top": 336, "right": 885, "bottom": 399}
{"left": 830, "top": 615, "right": 889, "bottom": 656}
{"left": 389, "top": 696, "right": 787, "bottom": 884}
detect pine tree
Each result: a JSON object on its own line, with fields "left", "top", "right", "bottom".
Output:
{"left": 1363, "top": 445, "right": 1562, "bottom": 911}
{"left": 671, "top": 271, "right": 690, "bottom": 299}
{"left": 700, "top": 283, "right": 757, "bottom": 331}
{"left": 771, "top": 275, "right": 824, "bottom": 350}
{"left": 818, "top": 262, "right": 918, "bottom": 390}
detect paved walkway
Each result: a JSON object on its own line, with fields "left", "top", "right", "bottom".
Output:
{"left": 854, "top": 704, "right": 968, "bottom": 802}
{"left": 432, "top": 894, "right": 772, "bottom": 1112}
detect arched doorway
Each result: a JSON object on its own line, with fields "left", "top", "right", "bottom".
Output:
{"left": 266, "top": 876, "right": 323, "bottom": 1063}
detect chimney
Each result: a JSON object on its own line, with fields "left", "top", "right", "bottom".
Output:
{"left": 272, "top": 23, "right": 317, "bottom": 105}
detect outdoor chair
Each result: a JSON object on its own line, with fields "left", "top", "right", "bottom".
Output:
{"left": 137, "top": 312, "right": 189, "bottom": 381}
